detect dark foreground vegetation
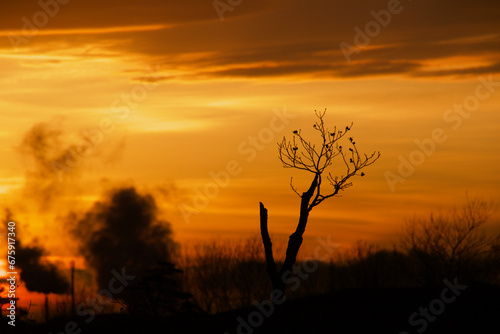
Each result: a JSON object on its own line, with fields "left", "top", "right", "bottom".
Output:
{"left": 2, "top": 199, "right": 499, "bottom": 333}
{"left": 3, "top": 240, "right": 500, "bottom": 334}
{"left": 3, "top": 283, "right": 500, "bottom": 333}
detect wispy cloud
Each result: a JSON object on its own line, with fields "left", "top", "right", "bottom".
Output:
{"left": 0, "top": 24, "right": 172, "bottom": 37}
{"left": 2, "top": 0, "right": 499, "bottom": 80}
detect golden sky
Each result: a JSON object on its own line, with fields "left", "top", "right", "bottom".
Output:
{"left": 1, "top": 0, "right": 500, "bottom": 271}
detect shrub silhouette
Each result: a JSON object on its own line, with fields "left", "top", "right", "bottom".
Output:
{"left": 400, "top": 197, "right": 500, "bottom": 285}
{"left": 121, "top": 261, "right": 199, "bottom": 318}
{"left": 181, "top": 236, "right": 275, "bottom": 313}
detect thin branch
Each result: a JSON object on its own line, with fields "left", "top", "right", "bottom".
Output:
{"left": 278, "top": 109, "right": 380, "bottom": 211}
{"left": 290, "top": 177, "right": 301, "bottom": 197}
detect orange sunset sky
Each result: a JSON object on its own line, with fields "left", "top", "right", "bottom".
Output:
{"left": 0, "top": 0, "right": 500, "bottom": 291}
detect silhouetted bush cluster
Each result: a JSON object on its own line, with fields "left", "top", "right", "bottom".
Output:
{"left": 178, "top": 199, "right": 499, "bottom": 314}
{"left": 180, "top": 237, "right": 274, "bottom": 313}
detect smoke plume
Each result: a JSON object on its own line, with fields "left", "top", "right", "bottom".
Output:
{"left": 17, "top": 120, "right": 126, "bottom": 211}
{"left": 16, "top": 240, "right": 70, "bottom": 295}
{"left": 17, "top": 121, "right": 67, "bottom": 210}
{"left": 73, "top": 187, "right": 179, "bottom": 291}
{"left": 2, "top": 211, "right": 69, "bottom": 295}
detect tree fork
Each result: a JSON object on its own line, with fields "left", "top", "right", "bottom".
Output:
{"left": 259, "top": 110, "right": 380, "bottom": 298}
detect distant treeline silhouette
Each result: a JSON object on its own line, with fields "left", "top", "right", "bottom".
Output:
{"left": 178, "top": 198, "right": 499, "bottom": 314}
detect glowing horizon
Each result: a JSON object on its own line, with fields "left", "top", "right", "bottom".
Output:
{"left": 1, "top": 0, "right": 500, "bottom": 320}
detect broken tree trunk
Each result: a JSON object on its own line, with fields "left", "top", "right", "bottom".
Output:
{"left": 259, "top": 174, "right": 318, "bottom": 298}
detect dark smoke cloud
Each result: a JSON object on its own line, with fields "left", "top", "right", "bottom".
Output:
{"left": 4, "top": 209, "right": 69, "bottom": 294}
{"left": 73, "top": 187, "right": 179, "bottom": 290}
{"left": 16, "top": 240, "right": 70, "bottom": 295}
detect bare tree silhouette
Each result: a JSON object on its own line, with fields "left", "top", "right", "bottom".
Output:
{"left": 259, "top": 109, "right": 380, "bottom": 297}
{"left": 400, "top": 197, "right": 500, "bottom": 285}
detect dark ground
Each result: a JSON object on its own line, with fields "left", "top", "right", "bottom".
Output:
{"left": 4, "top": 284, "right": 500, "bottom": 333}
